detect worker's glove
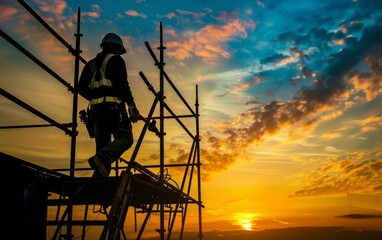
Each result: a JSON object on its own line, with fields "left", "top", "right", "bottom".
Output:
{"left": 128, "top": 103, "right": 140, "bottom": 123}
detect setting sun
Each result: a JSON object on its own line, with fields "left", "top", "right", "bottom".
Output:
{"left": 235, "top": 212, "right": 259, "bottom": 231}
{"left": 240, "top": 219, "right": 253, "bottom": 231}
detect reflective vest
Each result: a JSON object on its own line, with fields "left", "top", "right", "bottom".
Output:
{"left": 89, "top": 54, "right": 121, "bottom": 105}
{"left": 89, "top": 53, "right": 116, "bottom": 90}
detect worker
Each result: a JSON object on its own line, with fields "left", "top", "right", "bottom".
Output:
{"left": 78, "top": 32, "right": 140, "bottom": 177}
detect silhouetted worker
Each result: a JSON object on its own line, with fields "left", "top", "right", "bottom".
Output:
{"left": 78, "top": 32, "right": 140, "bottom": 177}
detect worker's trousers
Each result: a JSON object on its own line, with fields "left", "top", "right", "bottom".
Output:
{"left": 91, "top": 102, "right": 133, "bottom": 164}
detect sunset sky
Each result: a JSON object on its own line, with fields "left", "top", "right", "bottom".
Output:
{"left": 1, "top": 0, "right": 382, "bottom": 238}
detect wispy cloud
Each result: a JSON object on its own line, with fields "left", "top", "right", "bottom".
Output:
{"left": 35, "top": 0, "right": 67, "bottom": 15}
{"left": 7, "top": 1, "right": 78, "bottom": 72}
{"left": 82, "top": 4, "right": 102, "bottom": 19}
{"left": 0, "top": 5, "right": 18, "bottom": 21}
{"left": 290, "top": 152, "right": 382, "bottom": 197}
{"left": 166, "top": 19, "right": 248, "bottom": 63}
{"left": 125, "top": 9, "right": 147, "bottom": 19}
{"left": 347, "top": 115, "right": 382, "bottom": 133}
{"left": 176, "top": 9, "right": 205, "bottom": 23}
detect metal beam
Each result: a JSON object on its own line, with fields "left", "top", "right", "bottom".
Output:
{"left": 17, "top": 0, "right": 87, "bottom": 64}
{"left": 0, "top": 29, "right": 74, "bottom": 93}
{"left": 139, "top": 72, "right": 195, "bottom": 139}
{"left": 145, "top": 41, "right": 195, "bottom": 116}
{"left": 0, "top": 88, "right": 74, "bottom": 135}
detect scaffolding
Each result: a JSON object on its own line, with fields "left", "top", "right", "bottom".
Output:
{"left": 0, "top": 1, "right": 203, "bottom": 239}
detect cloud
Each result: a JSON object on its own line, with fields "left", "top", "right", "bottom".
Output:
{"left": 348, "top": 46, "right": 382, "bottom": 101}
{"left": 5, "top": 1, "right": 77, "bottom": 73}
{"left": 121, "top": 35, "right": 133, "bottom": 52}
{"left": 35, "top": 0, "right": 67, "bottom": 15}
{"left": 347, "top": 115, "right": 382, "bottom": 133}
{"left": 176, "top": 9, "right": 206, "bottom": 21}
{"left": 82, "top": 4, "right": 102, "bottom": 19}
{"left": 338, "top": 214, "right": 382, "bottom": 219}
{"left": 161, "top": 12, "right": 176, "bottom": 20}
{"left": 239, "top": 25, "right": 382, "bottom": 143}
{"left": 125, "top": 9, "right": 147, "bottom": 19}
{"left": 320, "top": 131, "right": 343, "bottom": 140}
{"left": 260, "top": 54, "right": 287, "bottom": 65}
{"left": 189, "top": 24, "right": 382, "bottom": 179}
{"left": 0, "top": 5, "right": 18, "bottom": 21}
{"left": 166, "top": 19, "right": 248, "bottom": 63}
{"left": 163, "top": 28, "right": 178, "bottom": 38}
{"left": 24, "top": 0, "right": 76, "bottom": 35}
{"left": 339, "top": 20, "right": 363, "bottom": 34}
{"left": 256, "top": 0, "right": 265, "bottom": 8}
{"left": 214, "top": 10, "right": 239, "bottom": 22}
{"left": 290, "top": 152, "right": 382, "bottom": 197}
{"left": 168, "top": 144, "right": 240, "bottom": 180}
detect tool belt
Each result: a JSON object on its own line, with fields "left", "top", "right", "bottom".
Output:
{"left": 90, "top": 96, "right": 120, "bottom": 105}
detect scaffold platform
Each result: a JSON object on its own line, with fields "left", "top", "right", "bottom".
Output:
{"left": 1, "top": 152, "right": 200, "bottom": 239}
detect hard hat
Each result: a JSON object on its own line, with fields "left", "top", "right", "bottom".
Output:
{"left": 100, "top": 32, "right": 126, "bottom": 54}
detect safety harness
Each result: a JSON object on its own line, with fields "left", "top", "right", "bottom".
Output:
{"left": 89, "top": 54, "right": 121, "bottom": 105}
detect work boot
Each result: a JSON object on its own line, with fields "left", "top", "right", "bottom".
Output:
{"left": 88, "top": 155, "right": 109, "bottom": 177}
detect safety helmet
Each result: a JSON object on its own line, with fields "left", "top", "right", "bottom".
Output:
{"left": 100, "top": 32, "right": 126, "bottom": 54}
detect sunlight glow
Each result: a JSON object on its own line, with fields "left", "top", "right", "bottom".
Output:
{"left": 235, "top": 212, "right": 259, "bottom": 231}
{"left": 241, "top": 219, "right": 253, "bottom": 231}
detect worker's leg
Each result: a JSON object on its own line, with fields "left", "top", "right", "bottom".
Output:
{"left": 99, "top": 110, "right": 133, "bottom": 164}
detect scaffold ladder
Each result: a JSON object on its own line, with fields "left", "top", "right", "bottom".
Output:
{"left": 100, "top": 170, "right": 132, "bottom": 240}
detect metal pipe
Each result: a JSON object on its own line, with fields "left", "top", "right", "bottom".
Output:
{"left": 139, "top": 72, "right": 195, "bottom": 139}
{"left": 149, "top": 114, "right": 196, "bottom": 120}
{"left": 167, "top": 140, "right": 196, "bottom": 239}
{"left": 17, "top": 0, "right": 87, "bottom": 64}
{"left": 0, "top": 30, "right": 74, "bottom": 92}
{"left": 182, "top": 145, "right": 198, "bottom": 240}
{"left": 66, "top": 7, "right": 82, "bottom": 238}
{"left": 136, "top": 202, "right": 154, "bottom": 240}
{"left": 0, "top": 123, "right": 72, "bottom": 129}
{"left": 159, "top": 21, "right": 166, "bottom": 240}
{"left": 144, "top": 41, "right": 195, "bottom": 116}
{"left": 0, "top": 88, "right": 73, "bottom": 135}
{"left": 129, "top": 97, "right": 159, "bottom": 163}
{"left": 196, "top": 85, "right": 203, "bottom": 239}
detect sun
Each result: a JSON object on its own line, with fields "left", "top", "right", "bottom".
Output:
{"left": 241, "top": 219, "right": 253, "bottom": 231}
{"left": 235, "top": 212, "right": 258, "bottom": 231}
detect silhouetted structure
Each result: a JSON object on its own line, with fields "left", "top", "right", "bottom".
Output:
{"left": 0, "top": 1, "right": 203, "bottom": 239}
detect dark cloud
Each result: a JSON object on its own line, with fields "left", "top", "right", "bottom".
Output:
{"left": 247, "top": 25, "right": 382, "bottom": 143}
{"left": 347, "top": 20, "right": 363, "bottom": 33}
{"left": 244, "top": 100, "right": 261, "bottom": 105}
{"left": 289, "top": 46, "right": 305, "bottom": 59}
{"left": 196, "top": 24, "right": 382, "bottom": 179}
{"left": 338, "top": 214, "right": 382, "bottom": 219}
{"left": 344, "top": 35, "right": 358, "bottom": 46}
{"left": 352, "top": 1, "right": 382, "bottom": 20}
{"left": 260, "top": 53, "right": 288, "bottom": 65}
{"left": 275, "top": 31, "right": 310, "bottom": 46}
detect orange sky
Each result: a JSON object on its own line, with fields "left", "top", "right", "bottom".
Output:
{"left": 1, "top": 1, "right": 382, "bottom": 239}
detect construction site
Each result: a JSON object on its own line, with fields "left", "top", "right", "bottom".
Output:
{"left": 1, "top": 1, "right": 203, "bottom": 240}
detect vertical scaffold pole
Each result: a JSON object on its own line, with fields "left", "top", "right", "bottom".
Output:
{"left": 196, "top": 85, "right": 203, "bottom": 240}
{"left": 159, "top": 21, "right": 166, "bottom": 240}
{"left": 67, "top": 7, "right": 82, "bottom": 239}
{"left": 71, "top": 8, "right": 81, "bottom": 176}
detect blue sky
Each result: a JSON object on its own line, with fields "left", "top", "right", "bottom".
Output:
{"left": 1, "top": 0, "right": 382, "bottom": 237}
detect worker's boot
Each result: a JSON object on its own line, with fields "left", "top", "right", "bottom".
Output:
{"left": 88, "top": 155, "right": 109, "bottom": 177}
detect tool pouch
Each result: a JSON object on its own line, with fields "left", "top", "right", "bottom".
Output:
{"left": 79, "top": 107, "right": 95, "bottom": 138}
